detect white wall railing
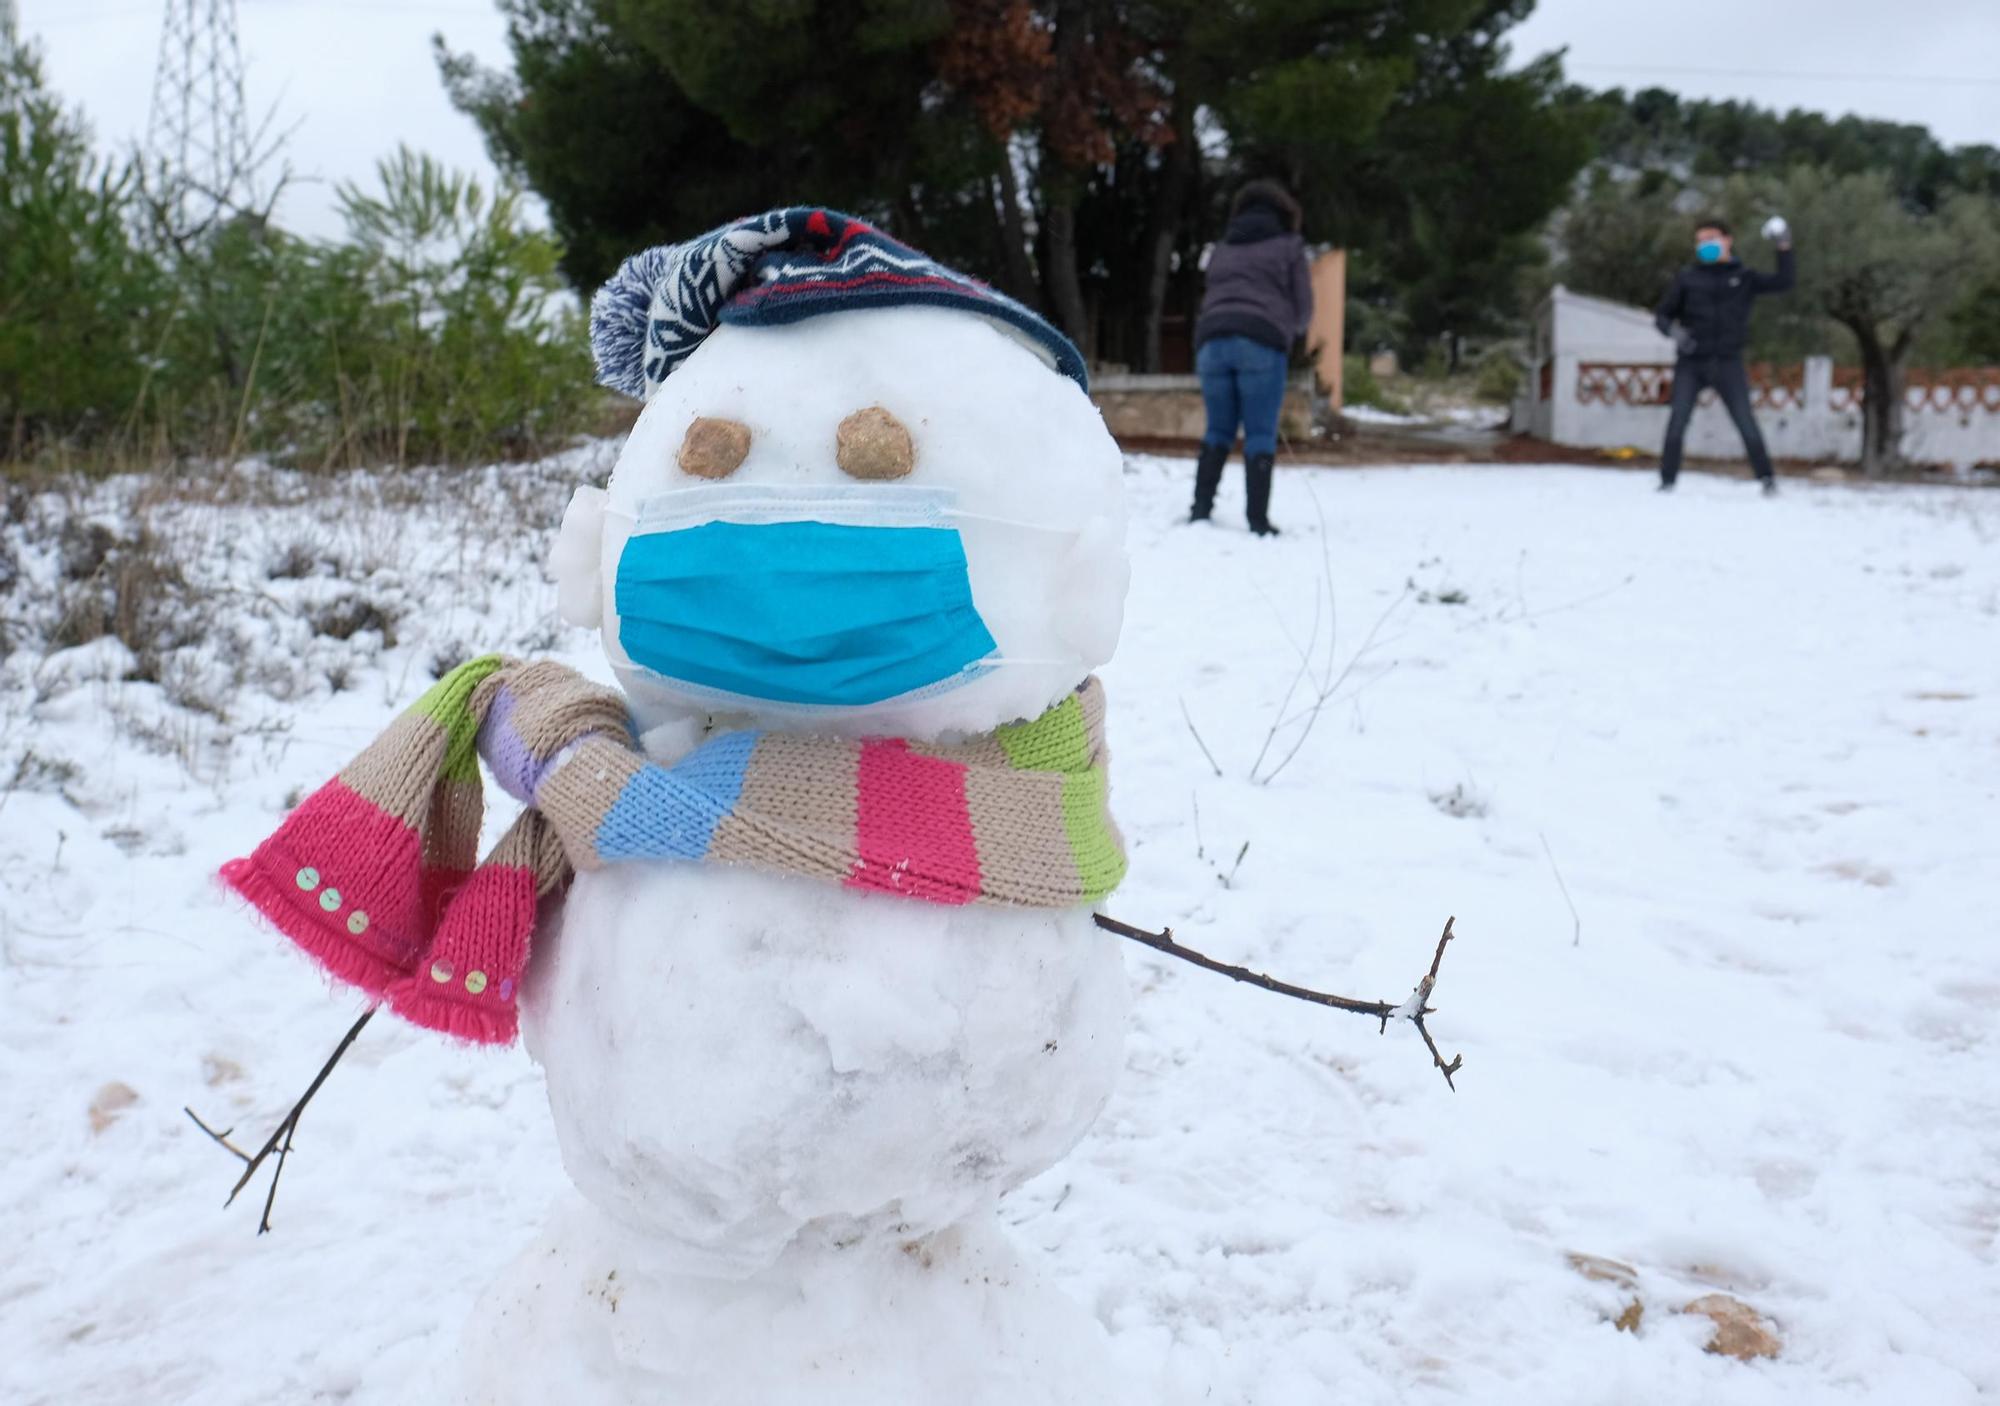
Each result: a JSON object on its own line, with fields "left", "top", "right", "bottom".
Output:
{"left": 1521, "top": 357, "right": 2000, "bottom": 468}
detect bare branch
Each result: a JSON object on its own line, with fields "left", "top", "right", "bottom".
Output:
{"left": 1245, "top": 482, "right": 1412, "bottom": 786}
{"left": 1255, "top": 583, "right": 1409, "bottom": 786}
{"left": 1178, "top": 696, "right": 1223, "bottom": 778}
{"left": 258, "top": 1113, "right": 299, "bottom": 1236}
{"left": 1425, "top": 917, "right": 1456, "bottom": 982}
{"left": 1093, "top": 913, "right": 1464, "bottom": 1088}
{"left": 187, "top": 1006, "right": 376, "bottom": 1230}
{"left": 1539, "top": 831, "right": 1582, "bottom": 947}
{"left": 1309, "top": 485, "right": 1339, "bottom": 694}
{"left": 1477, "top": 573, "right": 1636, "bottom": 631}
{"left": 1219, "top": 840, "right": 1249, "bottom": 889}
{"left": 182, "top": 1107, "right": 252, "bottom": 1163}
{"left": 1247, "top": 585, "right": 1322, "bottom": 781}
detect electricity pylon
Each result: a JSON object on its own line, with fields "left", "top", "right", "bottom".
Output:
{"left": 145, "top": 0, "right": 264, "bottom": 236}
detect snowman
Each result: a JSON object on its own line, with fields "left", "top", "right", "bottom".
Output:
{"left": 439, "top": 209, "right": 1142, "bottom": 1404}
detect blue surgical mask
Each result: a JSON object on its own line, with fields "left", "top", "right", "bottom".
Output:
{"left": 1696, "top": 239, "right": 1725, "bottom": 264}
{"left": 613, "top": 484, "right": 1001, "bottom": 709}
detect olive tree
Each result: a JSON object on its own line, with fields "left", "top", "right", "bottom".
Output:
{"left": 1738, "top": 168, "right": 2000, "bottom": 473}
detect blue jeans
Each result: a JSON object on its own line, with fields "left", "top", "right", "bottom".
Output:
{"left": 1197, "top": 335, "right": 1289, "bottom": 458}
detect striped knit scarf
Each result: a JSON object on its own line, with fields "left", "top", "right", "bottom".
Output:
{"left": 220, "top": 657, "right": 1124, "bottom": 1045}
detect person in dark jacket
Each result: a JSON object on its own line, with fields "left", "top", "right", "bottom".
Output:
{"left": 1653, "top": 214, "right": 1796, "bottom": 495}
{"left": 1190, "top": 180, "right": 1314, "bottom": 535}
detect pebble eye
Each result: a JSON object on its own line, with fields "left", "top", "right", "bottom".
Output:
{"left": 835, "top": 406, "right": 915, "bottom": 480}
{"left": 678, "top": 417, "right": 751, "bottom": 479}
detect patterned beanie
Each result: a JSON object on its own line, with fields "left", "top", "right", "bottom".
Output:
{"left": 589, "top": 206, "right": 1087, "bottom": 400}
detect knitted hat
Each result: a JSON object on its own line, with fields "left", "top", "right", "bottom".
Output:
{"left": 589, "top": 207, "right": 1087, "bottom": 400}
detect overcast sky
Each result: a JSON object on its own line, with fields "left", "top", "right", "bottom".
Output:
{"left": 1507, "top": 0, "right": 2000, "bottom": 151}
{"left": 17, "top": 0, "right": 2000, "bottom": 242}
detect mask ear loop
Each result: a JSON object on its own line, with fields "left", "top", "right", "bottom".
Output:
{"left": 630, "top": 482, "right": 958, "bottom": 532}
{"left": 945, "top": 507, "right": 1086, "bottom": 537}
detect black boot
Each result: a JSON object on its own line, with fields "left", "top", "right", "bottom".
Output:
{"left": 1190, "top": 442, "right": 1228, "bottom": 522}
{"left": 1245, "top": 453, "right": 1280, "bottom": 536}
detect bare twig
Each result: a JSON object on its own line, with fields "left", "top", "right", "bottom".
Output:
{"left": 1219, "top": 840, "right": 1249, "bottom": 889}
{"left": 259, "top": 1114, "right": 300, "bottom": 1236}
{"left": 182, "top": 1107, "right": 253, "bottom": 1163}
{"left": 1255, "top": 584, "right": 1409, "bottom": 786}
{"left": 1245, "top": 484, "right": 1411, "bottom": 786}
{"left": 1247, "top": 586, "right": 1323, "bottom": 781}
{"left": 1269, "top": 656, "right": 1399, "bottom": 733}
{"left": 226, "top": 287, "right": 279, "bottom": 467}
{"left": 1190, "top": 795, "right": 1249, "bottom": 887}
{"left": 186, "top": 1006, "right": 375, "bottom": 1233}
{"left": 1476, "top": 573, "right": 1637, "bottom": 631}
{"left": 1093, "top": 913, "right": 1464, "bottom": 1089}
{"left": 1179, "top": 696, "right": 1224, "bottom": 778}
{"left": 1539, "top": 831, "right": 1582, "bottom": 947}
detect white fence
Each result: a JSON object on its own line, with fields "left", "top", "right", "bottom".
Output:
{"left": 1522, "top": 357, "right": 2000, "bottom": 468}
{"left": 1516, "top": 286, "right": 2000, "bottom": 468}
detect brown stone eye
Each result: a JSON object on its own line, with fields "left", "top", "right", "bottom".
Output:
{"left": 678, "top": 417, "right": 751, "bottom": 479}
{"left": 835, "top": 406, "right": 915, "bottom": 480}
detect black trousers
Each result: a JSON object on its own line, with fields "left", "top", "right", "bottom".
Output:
{"left": 1660, "top": 355, "right": 1774, "bottom": 483}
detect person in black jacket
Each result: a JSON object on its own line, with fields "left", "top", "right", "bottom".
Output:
{"left": 1653, "top": 215, "right": 1796, "bottom": 494}
{"left": 1189, "top": 180, "right": 1314, "bottom": 535}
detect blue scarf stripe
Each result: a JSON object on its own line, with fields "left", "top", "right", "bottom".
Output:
{"left": 594, "top": 729, "right": 758, "bottom": 861}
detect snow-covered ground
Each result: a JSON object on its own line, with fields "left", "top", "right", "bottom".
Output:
{"left": 1338, "top": 402, "right": 1428, "bottom": 426}
{"left": 3, "top": 454, "right": 1997, "bottom": 1404}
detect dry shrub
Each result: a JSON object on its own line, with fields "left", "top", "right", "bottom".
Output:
{"left": 6, "top": 748, "right": 81, "bottom": 797}
{"left": 429, "top": 641, "right": 470, "bottom": 680}
{"left": 267, "top": 539, "right": 321, "bottom": 580}
{"left": 47, "top": 523, "right": 200, "bottom": 679}
{"left": 309, "top": 593, "right": 400, "bottom": 647}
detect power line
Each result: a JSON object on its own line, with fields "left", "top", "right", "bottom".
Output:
{"left": 241, "top": 0, "right": 495, "bottom": 10}
{"left": 21, "top": 0, "right": 160, "bottom": 21}
{"left": 26, "top": 0, "right": 494, "bottom": 19}
{"left": 1567, "top": 62, "right": 2000, "bottom": 90}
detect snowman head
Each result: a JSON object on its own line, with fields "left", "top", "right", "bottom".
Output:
{"left": 551, "top": 209, "right": 1128, "bottom": 742}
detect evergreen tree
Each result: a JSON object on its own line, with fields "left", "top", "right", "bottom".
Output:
{"left": 1354, "top": 3, "right": 1597, "bottom": 365}
{"left": 1588, "top": 87, "right": 2000, "bottom": 211}
{"left": 438, "top": 0, "right": 1591, "bottom": 372}
{"left": 1747, "top": 168, "right": 2000, "bottom": 473}
{"left": 0, "top": 11, "right": 159, "bottom": 452}
{"left": 437, "top": 1, "right": 770, "bottom": 291}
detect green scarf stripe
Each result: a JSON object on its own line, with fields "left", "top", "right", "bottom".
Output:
{"left": 995, "top": 692, "right": 1123, "bottom": 899}
{"left": 1060, "top": 768, "right": 1126, "bottom": 900}
{"left": 994, "top": 692, "right": 1087, "bottom": 772}
{"left": 410, "top": 655, "right": 507, "bottom": 784}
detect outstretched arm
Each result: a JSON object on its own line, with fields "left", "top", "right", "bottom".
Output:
{"left": 1751, "top": 243, "right": 1796, "bottom": 295}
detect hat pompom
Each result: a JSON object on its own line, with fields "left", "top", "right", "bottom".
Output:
{"left": 589, "top": 243, "right": 674, "bottom": 400}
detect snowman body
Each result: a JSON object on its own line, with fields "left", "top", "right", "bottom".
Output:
{"left": 449, "top": 305, "right": 1141, "bottom": 1403}
{"left": 526, "top": 864, "right": 1128, "bottom": 1276}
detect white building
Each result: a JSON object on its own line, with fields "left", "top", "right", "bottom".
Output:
{"left": 1516, "top": 285, "right": 2000, "bottom": 469}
